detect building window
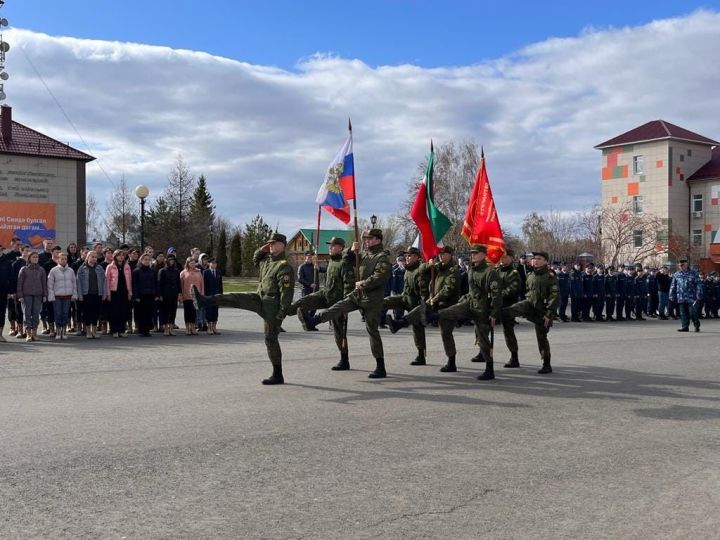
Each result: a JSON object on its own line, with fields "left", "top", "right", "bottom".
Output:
{"left": 680, "top": 154, "right": 685, "bottom": 162}
{"left": 633, "top": 155, "right": 644, "bottom": 175}
{"left": 688, "top": 149, "right": 692, "bottom": 157}
{"left": 632, "top": 195, "right": 644, "bottom": 214}
{"left": 692, "top": 194, "right": 703, "bottom": 213}
{"left": 692, "top": 229, "right": 703, "bottom": 247}
{"left": 633, "top": 230, "right": 643, "bottom": 248}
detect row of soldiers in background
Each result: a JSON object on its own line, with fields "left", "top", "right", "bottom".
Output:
{"left": 553, "top": 261, "right": 720, "bottom": 322}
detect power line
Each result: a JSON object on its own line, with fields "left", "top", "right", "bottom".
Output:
{"left": 18, "top": 42, "right": 117, "bottom": 189}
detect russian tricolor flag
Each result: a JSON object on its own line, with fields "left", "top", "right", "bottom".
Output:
{"left": 316, "top": 131, "right": 355, "bottom": 224}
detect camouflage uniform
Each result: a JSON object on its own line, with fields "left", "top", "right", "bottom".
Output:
{"left": 497, "top": 260, "right": 521, "bottom": 361}
{"left": 318, "top": 234, "right": 391, "bottom": 369}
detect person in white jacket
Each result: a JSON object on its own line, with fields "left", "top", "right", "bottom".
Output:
{"left": 47, "top": 253, "right": 78, "bottom": 340}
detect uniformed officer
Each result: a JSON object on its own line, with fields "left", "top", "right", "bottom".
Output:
{"left": 604, "top": 266, "right": 617, "bottom": 321}
{"left": 384, "top": 246, "right": 431, "bottom": 365}
{"left": 592, "top": 264, "right": 606, "bottom": 321}
{"left": 434, "top": 245, "right": 501, "bottom": 379}
{"left": 557, "top": 262, "right": 570, "bottom": 322}
{"left": 624, "top": 264, "right": 636, "bottom": 320}
{"left": 580, "top": 263, "right": 594, "bottom": 321}
{"left": 503, "top": 251, "right": 559, "bottom": 374}
{"left": 426, "top": 246, "right": 461, "bottom": 320}
{"left": 615, "top": 263, "right": 627, "bottom": 321}
{"left": 570, "top": 262, "right": 583, "bottom": 322}
{"left": 634, "top": 264, "right": 647, "bottom": 320}
{"left": 497, "top": 249, "right": 521, "bottom": 368}
{"left": 647, "top": 267, "right": 659, "bottom": 317}
{"left": 314, "top": 228, "right": 391, "bottom": 378}
{"left": 292, "top": 237, "right": 355, "bottom": 370}
{"left": 192, "top": 233, "right": 294, "bottom": 385}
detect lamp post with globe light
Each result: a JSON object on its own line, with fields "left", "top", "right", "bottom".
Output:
{"left": 134, "top": 185, "right": 150, "bottom": 251}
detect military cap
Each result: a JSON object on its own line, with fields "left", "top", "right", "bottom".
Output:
{"left": 470, "top": 245, "right": 487, "bottom": 254}
{"left": 586, "top": 262, "right": 595, "bottom": 268}
{"left": 532, "top": 251, "right": 549, "bottom": 261}
{"left": 624, "top": 262, "right": 633, "bottom": 268}
{"left": 362, "top": 228, "right": 383, "bottom": 239}
{"left": 597, "top": 263, "right": 605, "bottom": 269}
{"left": 326, "top": 236, "right": 346, "bottom": 247}
{"left": 406, "top": 246, "right": 422, "bottom": 256}
{"left": 440, "top": 245, "right": 455, "bottom": 255}
{"left": 269, "top": 233, "right": 287, "bottom": 244}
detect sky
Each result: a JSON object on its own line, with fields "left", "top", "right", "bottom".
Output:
{"left": 4, "top": 1, "right": 720, "bottom": 235}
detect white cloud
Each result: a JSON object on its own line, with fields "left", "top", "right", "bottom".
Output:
{"left": 5, "top": 9, "right": 720, "bottom": 236}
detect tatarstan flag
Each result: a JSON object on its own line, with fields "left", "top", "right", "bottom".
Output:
{"left": 461, "top": 149, "right": 505, "bottom": 263}
{"left": 410, "top": 144, "right": 452, "bottom": 260}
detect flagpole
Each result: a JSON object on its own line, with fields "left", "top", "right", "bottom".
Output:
{"left": 314, "top": 205, "right": 322, "bottom": 290}
{"left": 349, "top": 118, "right": 360, "bottom": 277}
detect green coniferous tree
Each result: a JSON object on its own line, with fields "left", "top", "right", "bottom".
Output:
{"left": 229, "top": 231, "right": 242, "bottom": 277}
{"left": 241, "top": 215, "right": 271, "bottom": 277}
{"left": 190, "top": 174, "right": 215, "bottom": 253}
{"left": 216, "top": 227, "right": 228, "bottom": 275}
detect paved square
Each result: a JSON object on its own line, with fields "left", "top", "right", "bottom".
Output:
{"left": 1, "top": 311, "right": 719, "bottom": 538}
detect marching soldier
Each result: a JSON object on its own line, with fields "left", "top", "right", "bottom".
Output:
{"left": 580, "top": 263, "right": 594, "bottom": 321}
{"left": 435, "top": 245, "right": 501, "bottom": 379}
{"left": 497, "top": 249, "right": 521, "bottom": 368}
{"left": 385, "top": 246, "right": 431, "bottom": 365}
{"left": 624, "top": 264, "right": 636, "bottom": 320}
{"left": 615, "top": 263, "right": 627, "bottom": 321}
{"left": 593, "top": 264, "right": 606, "bottom": 321}
{"left": 503, "top": 251, "right": 559, "bottom": 374}
{"left": 634, "top": 264, "right": 647, "bottom": 320}
{"left": 426, "top": 246, "right": 461, "bottom": 324}
{"left": 192, "top": 233, "right": 294, "bottom": 385}
{"left": 314, "top": 228, "right": 391, "bottom": 378}
{"left": 292, "top": 237, "right": 355, "bottom": 370}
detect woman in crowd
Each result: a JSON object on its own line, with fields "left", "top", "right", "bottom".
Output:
{"left": 106, "top": 249, "right": 133, "bottom": 338}
{"left": 9, "top": 245, "right": 30, "bottom": 339}
{"left": 151, "top": 252, "right": 166, "bottom": 332}
{"left": 180, "top": 257, "right": 203, "bottom": 336}
{"left": 47, "top": 252, "right": 78, "bottom": 341}
{"left": 157, "top": 253, "right": 181, "bottom": 336}
{"left": 98, "top": 247, "right": 113, "bottom": 334}
{"left": 17, "top": 251, "right": 47, "bottom": 342}
{"left": 70, "top": 246, "right": 88, "bottom": 334}
{"left": 76, "top": 251, "right": 105, "bottom": 339}
{"left": 203, "top": 256, "right": 223, "bottom": 335}
{"left": 132, "top": 253, "right": 157, "bottom": 337}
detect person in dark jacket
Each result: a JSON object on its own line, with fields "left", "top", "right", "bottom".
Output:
{"left": 615, "top": 265, "right": 627, "bottom": 321}
{"left": 592, "top": 265, "right": 606, "bottom": 321}
{"left": 157, "top": 253, "right": 182, "bottom": 336}
{"left": 604, "top": 266, "right": 618, "bottom": 321}
{"left": 0, "top": 243, "right": 18, "bottom": 342}
{"left": 297, "top": 251, "right": 317, "bottom": 322}
{"left": 76, "top": 251, "right": 106, "bottom": 339}
{"left": 580, "top": 264, "right": 594, "bottom": 321}
{"left": 634, "top": 264, "right": 647, "bottom": 320}
{"left": 624, "top": 265, "right": 636, "bottom": 320}
{"left": 132, "top": 253, "right": 157, "bottom": 337}
{"left": 390, "top": 254, "right": 406, "bottom": 320}
{"left": 569, "top": 262, "right": 583, "bottom": 322}
{"left": 40, "top": 246, "right": 61, "bottom": 336}
{"left": 556, "top": 262, "right": 570, "bottom": 322}
{"left": 9, "top": 246, "right": 29, "bottom": 339}
{"left": 656, "top": 265, "right": 671, "bottom": 319}
{"left": 203, "top": 257, "right": 224, "bottom": 334}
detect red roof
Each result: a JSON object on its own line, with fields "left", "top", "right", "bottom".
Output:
{"left": 0, "top": 117, "right": 95, "bottom": 162}
{"left": 595, "top": 120, "right": 719, "bottom": 149}
{"left": 688, "top": 146, "right": 720, "bottom": 182}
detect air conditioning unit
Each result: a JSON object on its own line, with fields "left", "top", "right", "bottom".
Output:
{"left": 692, "top": 211, "right": 703, "bottom": 219}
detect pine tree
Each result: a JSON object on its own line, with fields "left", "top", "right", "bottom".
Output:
{"left": 241, "top": 215, "right": 271, "bottom": 277}
{"left": 165, "top": 155, "right": 196, "bottom": 255}
{"left": 229, "top": 231, "right": 242, "bottom": 276}
{"left": 191, "top": 174, "right": 215, "bottom": 252}
{"left": 216, "top": 226, "right": 228, "bottom": 275}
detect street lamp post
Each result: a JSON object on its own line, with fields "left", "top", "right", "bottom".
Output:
{"left": 134, "top": 185, "right": 150, "bottom": 251}
{"left": 370, "top": 214, "right": 377, "bottom": 228}
{"left": 209, "top": 223, "right": 215, "bottom": 255}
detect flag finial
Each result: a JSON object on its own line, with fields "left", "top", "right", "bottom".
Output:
{"left": 348, "top": 118, "right": 352, "bottom": 132}
{"left": 481, "top": 146, "right": 485, "bottom": 159}
{"left": 430, "top": 139, "right": 434, "bottom": 152}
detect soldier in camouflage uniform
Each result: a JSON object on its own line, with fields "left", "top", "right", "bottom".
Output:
{"left": 315, "top": 229, "right": 391, "bottom": 378}
{"left": 292, "top": 236, "right": 355, "bottom": 370}
{"left": 496, "top": 249, "right": 521, "bottom": 368}
{"left": 192, "top": 233, "right": 294, "bottom": 385}
{"left": 503, "top": 251, "right": 559, "bottom": 374}
{"left": 419, "top": 246, "right": 461, "bottom": 326}
{"left": 384, "top": 246, "right": 431, "bottom": 365}
{"left": 435, "top": 245, "right": 501, "bottom": 379}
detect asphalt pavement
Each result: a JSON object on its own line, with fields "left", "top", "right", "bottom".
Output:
{"left": 1, "top": 310, "right": 719, "bottom": 539}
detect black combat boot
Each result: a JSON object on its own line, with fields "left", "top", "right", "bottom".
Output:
{"left": 694, "top": 322, "right": 701, "bottom": 333}
{"left": 410, "top": 350, "right": 426, "bottom": 366}
{"left": 386, "top": 314, "right": 408, "bottom": 334}
{"left": 477, "top": 360, "right": 495, "bottom": 380}
{"left": 440, "top": 355, "right": 457, "bottom": 372}
{"left": 262, "top": 365, "right": 284, "bottom": 385}
{"left": 504, "top": 351, "right": 520, "bottom": 368}
{"left": 368, "top": 358, "right": 387, "bottom": 379}
{"left": 470, "top": 350, "right": 486, "bottom": 363}
{"left": 297, "top": 310, "right": 319, "bottom": 331}
{"left": 191, "top": 285, "right": 217, "bottom": 310}
{"left": 332, "top": 350, "right": 350, "bottom": 371}
{"left": 538, "top": 359, "right": 552, "bottom": 374}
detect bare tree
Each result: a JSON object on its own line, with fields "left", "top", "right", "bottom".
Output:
{"left": 105, "top": 175, "right": 139, "bottom": 245}
{"left": 599, "top": 202, "right": 664, "bottom": 266}
{"left": 86, "top": 191, "right": 103, "bottom": 242}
